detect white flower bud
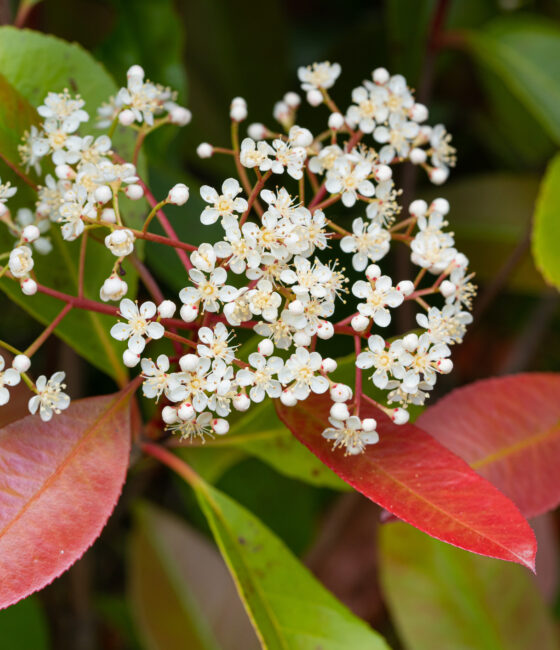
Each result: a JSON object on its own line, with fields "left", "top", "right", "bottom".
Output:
{"left": 9, "top": 245, "right": 34, "bottom": 278}
{"left": 257, "top": 339, "right": 274, "bottom": 356}
{"left": 330, "top": 402, "right": 350, "bottom": 420}
{"left": 105, "top": 229, "right": 135, "bottom": 257}
{"left": 100, "top": 275, "right": 128, "bottom": 302}
{"left": 123, "top": 349, "right": 140, "bottom": 367}
{"left": 125, "top": 184, "right": 144, "bottom": 200}
{"left": 373, "top": 67, "right": 390, "bottom": 84}
{"left": 373, "top": 164, "right": 392, "bottom": 182}
{"left": 55, "top": 164, "right": 74, "bottom": 180}
{"left": 306, "top": 89, "right": 323, "bottom": 107}
{"left": 178, "top": 402, "right": 195, "bottom": 421}
{"left": 127, "top": 64, "right": 145, "bottom": 80}
{"left": 118, "top": 109, "right": 136, "bottom": 126}
{"left": 454, "top": 252, "right": 469, "bottom": 269}
{"left": 230, "top": 97, "right": 247, "bottom": 122}
{"left": 94, "top": 185, "right": 113, "bottom": 204}
{"left": 162, "top": 406, "right": 178, "bottom": 424}
{"left": 157, "top": 300, "right": 176, "bottom": 318}
{"left": 248, "top": 122, "right": 268, "bottom": 140}
{"left": 430, "top": 197, "right": 450, "bottom": 215}
{"left": 409, "top": 199, "right": 428, "bottom": 217}
{"left": 233, "top": 393, "right": 251, "bottom": 411}
{"left": 280, "top": 389, "right": 298, "bottom": 407}
{"left": 168, "top": 183, "right": 189, "bottom": 205}
{"left": 293, "top": 331, "right": 311, "bottom": 347}
{"left": 392, "top": 408, "right": 410, "bottom": 425}
{"left": 410, "top": 103, "right": 428, "bottom": 123}
{"left": 34, "top": 238, "right": 52, "bottom": 255}
{"left": 430, "top": 167, "right": 449, "bottom": 185}
{"left": 366, "top": 264, "right": 381, "bottom": 280}
{"left": 273, "top": 101, "right": 290, "bottom": 123}
{"left": 212, "top": 418, "right": 229, "bottom": 435}
{"left": 101, "top": 208, "right": 116, "bottom": 223}
{"left": 288, "top": 299, "right": 304, "bottom": 315}
{"left": 180, "top": 303, "right": 199, "bottom": 322}
{"left": 330, "top": 383, "right": 353, "bottom": 403}
{"left": 397, "top": 280, "right": 414, "bottom": 296}
{"left": 179, "top": 354, "right": 198, "bottom": 372}
{"left": 289, "top": 125, "right": 313, "bottom": 147}
{"left": 361, "top": 418, "right": 377, "bottom": 432}
{"left": 321, "top": 358, "right": 337, "bottom": 373}
{"left": 169, "top": 106, "right": 192, "bottom": 126}
{"left": 22, "top": 225, "right": 40, "bottom": 243}
{"left": 12, "top": 354, "right": 31, "bottom": 373}
{"left": 351, "top": 314, "right": 369, "bottom": 332}
{"left": 437, "top": 358, "right": 453, "bottom": 374}
{"left": 328, "top": 112, "right": 344, "bottom": 130}
{"left": 403, "top": 333, "right": 419, "bottom": 351}
{"left": 283, "top": 91, "right": 301, "bottom": 108}
{"left": 197, "top": 142, "right": 213, "bottom": 158}
{"left": 439, "top": 280, "right": 456, "bottom": 298}
{"left": 409, "top": 147, "right": 427, "bottom": 164}
{"left": 316, "top": 320, "right": 334, "bottom": 339}
{"left": 21, "top": 278, "right": 37, "bottom": 295}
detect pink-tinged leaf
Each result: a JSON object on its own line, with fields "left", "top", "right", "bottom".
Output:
{"left": 417, "top": 373, "right": 560, "bottom": 519}
{"left": 0, "top": 391, "right": 133, "bottom": 609}
{"left": 276, "top": 394, "right": 536, "bottom": 570}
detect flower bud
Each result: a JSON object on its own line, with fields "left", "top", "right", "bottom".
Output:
{"left": 212, "top": 418, "right": 229, "bottom": 435}
{"left": 361, "top": 418, "right": 377, "bottom": 432}
{"left": 316, "top": 320, "right": 334, "bottom": 340}
{"left": 439, "top": 280, "right": 455, "bottom": 298}
{"left": 94, "top": 185, "right": 112, "bottom": 204}
{"left": 105, "top": 228, "right": 135, "bottom": 257}
{"left": 21, "top": 278, "right": 37, "bottom": 295}
{"left": 127, "top": 64, "right": 145, "bottom": 80}
{"left": 233, "top": 393, "right": 251, "bottom": 411}
{"left": 430, "top": 197, "right": 450, "bottom": 215}
{"left": 12, "top": 354, "right": 31, "bottom": 373}
{"left": 55, "top": 164, "right": 74, "bottom": 180}
{"left": 289, "top": 126, "right": 313, "bottom": 147}
{"left": 273, "top": 101, "right": 290, "bottom": 123}
{"left": 351, "top": 315, "right": 369, "bottom": 332}
{"left": 321, "top": 358, "right": 337, "bottom": 373}
{"left": 366, "top": 264, "right": 381, "bottom": 280}
{"left": 248, "top": 122, "right": 267, "bottom": 140}
{"left": 118, "top": 109, "right": 136, "bottom": 126}
{"left": 430, "top": 167, "right": 449, "bottom": 185}
{"left": 283, "top": 91, "right": 301, "bottom": 108}
{"left": 197, "top": 142, "right": 213, "bottom": 158}
{"left": 306, "top": 89, "right": 323, "bottom": 107}
{"left": 169, "top": 106, "right": 192, "bottom": 126}
{"left": 179, "top": 354, "right": 198, "bottom": 372}
{"left": 122, "top": 349, "right": 140, "bottom": 367}
{"left": 168, "top": 183, "right": 189, "bottom": 205}
{"left": 437, "top": 358, "right": 453, "bottom": 374}
{"left": 328, "top": 112, "right": 344, "bottom": 130}
{"left": 409, "top": 199, "right": 428, "bottom": 217}
{"left": 410, "top": 103, "right": 428, "bottom": 123}
{"left": 280, "top": 389, "right": 298, "bottom": 407}
{"left": 373, "top": 164, "right": 392, "bottom": 182}
{"left": 409, "top": 147, "right": 427, "bottom": 164}
{"left": 330, "top": 402, "right": 349, "bottom": 420}
{"left": 230, "top": 97, "right": 247, "bottom": 122}
{"left": 178, "top": 402, "right": 195, "bottom": 421}
{"left": 330, "top": 383, "right": 353, "bottom": 403}
{"left": 293, "top": 331, "right": 311, "bottom": 347}
{"left": 180, "top": 303, "right": 199, "bottom": 322}
{"left": 397, "top": 280, "right": 414, "bottom": 296}
{"left": 100, "top": 275, "right": 128, "bottom": 302}
{"left": 403, "top": 333, "right": 419, "bottom": 351}
{"left": 288, "top": 299, "right": 304, "bottom": 315}
{"left": 373, "top": 67, "right": 390, "bottom": 84}
{"left": 22, "top": 225, "right": 40, "bottom": 243}
{"left": 101, "top": 208, "right": 117, "bottom": 223}
{"left": 257, "top": 339, "right": 274, "bottom": 356}
{"left": 162, "top": 406, "right": 178, "bottom": 424}
{"left": 158, "top": 300, "right": 176, "bottom": 318}
{"left": 392, "top": 408, "right": 410, "bottom": 425}
{"left": 125, "top": 184, "right": 144, "bottom": 200}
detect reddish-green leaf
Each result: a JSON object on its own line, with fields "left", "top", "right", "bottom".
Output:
{"left": 417, "top": 373, "right": 560, "bottom": 519}
{"left": 276, "top": 394, "right": 536, "bottom": 570}
{"left": 0, "top": 391, "right": 133, "bottom": 609}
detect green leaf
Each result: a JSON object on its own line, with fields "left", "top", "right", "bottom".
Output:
{"left": 532, "top": 154, "right": 560, "bottom": 289}
{"left": 379, "top": 522, "right": 559, "bottom": 650}
{"left": 129, "top": 503, "right": 260, "bottom": 650}
{"left": 0, "top": 72, "right": 39, "bottom": 170}
{"left": 0, "top": 27, "right": 145, "bottom": 381}
{"left": 189, "top": 474, "right": 390, "bottom": 650}
{"left": 465, "top": 16, "right": 560, "bottom": 144}
{"left": 0, "top": 596, "right": 50, "bottom": 650}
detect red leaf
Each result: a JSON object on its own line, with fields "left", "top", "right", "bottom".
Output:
{"left": 276, "top": 394, "right": 536, "bottom": 570}
{"left": 0, "top": 390, "right": 133, "bottom": 608}
{"left": 417, "top": 373, "right": 560, "bottom": 519}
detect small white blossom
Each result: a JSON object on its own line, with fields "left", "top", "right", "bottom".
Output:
{"left": 110, "top": 299, "right": 165, "bottom": 354}
{"left": 200, "top": 178, "right": 247, "bottom": 226}
{"left": 0, "top": 356, "right": 20, "bottom": 406}
{"left": 28, "top": 371, "right": 70, "bottom": 421}
{"left": 322, "top": 415, "right": 379, "bottom": 455}
{"left": 298, "top": 61, "right": 341, "bottom": 91}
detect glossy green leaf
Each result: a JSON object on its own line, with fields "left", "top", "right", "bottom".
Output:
{"left": 379, "top": 522, "right": 559, "bottom": 650}
{"left": 532, "top": 153, "right": 560, "bottom": 289}
{"left": 129, "top": 503, "right": 259, "bottom": 650}
{"left": 466, "top": 16, "right": 560, "bottom": 144}
{"left": 190, "top": 474, "right": 390, "bottom": 650}
{"left": 0, "top": 27, "right": 144, "bottom": 382}
{"left": 0, "top": 596, "right": 50, "bottom": 650}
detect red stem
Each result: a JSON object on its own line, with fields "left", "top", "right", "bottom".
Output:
{"left": 24, "top": 303, "right": 73, "bottom": 357}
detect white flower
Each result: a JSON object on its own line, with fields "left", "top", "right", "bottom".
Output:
{"left": 141, "top": 355, "right": 176, "bottom": 401}
{"left": 278, "top": 347, "right": 329, "bottom": 400}
{"left": 239, "top": 138, "right": 274, "bottom": 171}
{"left": 9, "top": 246, "right": 34, "bottom": 278}
{"left": 0, "top": 356, "right": 20, "bottom": 406}
{"left": 38, "top": 91, "right": 89, "bottom": 129}
{"left": 197, "top": 322, "right": 237, "bottom": 362}
{"left": 416, "top": 304, "right": 473, "bottom": 345}
{"left": 180, "top": 266, "right": 239, "bottom": 314}
{"left": 236, "top": 353, "right": 283, "bottom": 402}
{"left": 270, "top": 139, "right": 307, "bottom": 180}
{"left": 100, "top": 275, "right": 128, "bottom": 302}
{"left": 28, "top": 371, "right": 70, "bottom": 422}
{"left": 374, "top": 112, "right": 420, "bottom": 163}
{"left": 298, "top": 61, "right": 341, "bottom": 91}
{"left": 308, "top": 144, "right": 344, "bottom": 175}
{"left": 430, "top": 124, "right": 456, "bottom": 170}
{"left": 391, "top": 332, "right": 451, "bottom": 389}
{"left": 170, "top": 357, "right": 211, "bottom": 411}
{"left": 410, "top": 211, "right": 456, "bottom": 273}
{"left": 200, "top": 178, "right": 248, "bottom": 226}
{"left": 167, "top": 411, "right": 214, "bottom": 442}
{"left": 246, "top": 279, "right": 282, "bottom": 322}
{"left": 345, "top": 85, "right": 389, "bottom": 133}
{"left": 325, "top": 158, "right": 374, "bottom": 207}
{"left": 0, "top": 178, "right": 17, "bottom": 210}
{"left": 59, "top": 185, "right": 96, "bottom": 241}
{"left": 105, "top": 229, "right": 135, "bottom": 257}
{"left": 352, "top": 274, "right": 403, "bottom": 327}
{"left": 340, "top": 218, "right": 390, "bottom": 271}
{"left": 365, "top": 180, "right": 399, "bottom": 226}
{"left": 15, "top": 208, "right": 52, "bottom": 255}
{"left": 356, "top": 335, "right": 404, "bottom": 389}
{"left": 110, "top": 299, "right": 165, "bottom": 353}
{"left": 322, "top": 416, "right": 379, "bottom": 455}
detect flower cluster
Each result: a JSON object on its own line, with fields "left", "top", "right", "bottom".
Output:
{"left": 0, "top": 60, "right": 474, "bottom": 456}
